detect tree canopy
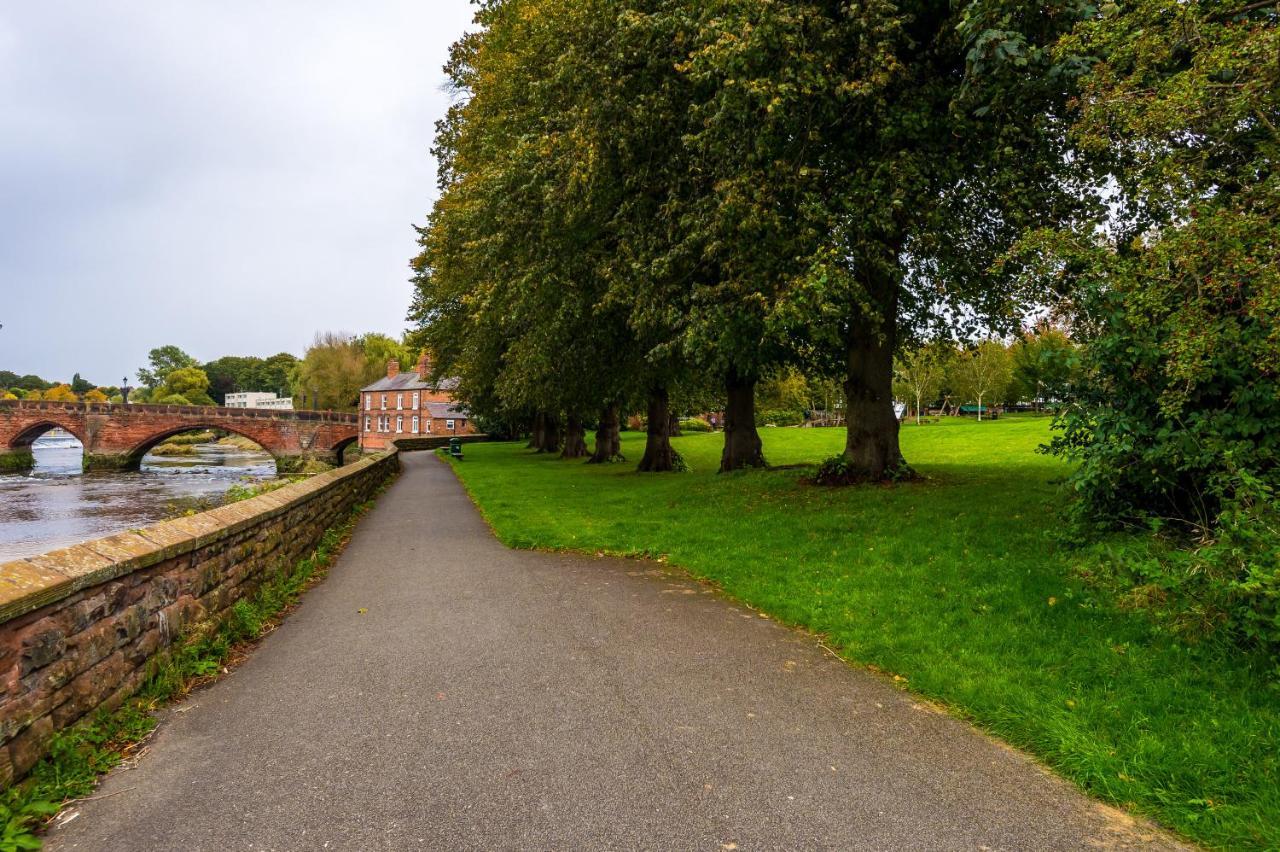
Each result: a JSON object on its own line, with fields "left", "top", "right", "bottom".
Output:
{"left": 137, "top": 345, "right": 199, "bottom": 389}
{"left": 411, "top": 0, "right": 1091, "bottom": 476}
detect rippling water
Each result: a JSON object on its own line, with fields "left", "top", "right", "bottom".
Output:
{"left": 0, "top": 436, "right": 279, "bottom": 561}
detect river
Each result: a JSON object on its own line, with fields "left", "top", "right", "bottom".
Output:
{"left": 0, "top": 433, "right": 279, "bottom": 561}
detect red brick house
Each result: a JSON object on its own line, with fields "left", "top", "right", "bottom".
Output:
{"left": 358, "top": 355, "right": 474, "bottom": 451}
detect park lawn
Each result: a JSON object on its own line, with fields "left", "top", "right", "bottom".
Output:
{"left": 446, "top": 418, "right": 1278, "bottom": 850}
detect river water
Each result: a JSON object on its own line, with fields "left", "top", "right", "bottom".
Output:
{"left": 0, "top": 434, "right": 278, "bottom": 561}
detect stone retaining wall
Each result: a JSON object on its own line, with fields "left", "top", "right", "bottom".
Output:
{"left": 0, "top": 450, "right": 399, "bottom": 786}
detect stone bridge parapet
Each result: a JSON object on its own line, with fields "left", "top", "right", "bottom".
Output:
{"left": 0, "top": 400, "right": 360, "bottom": 473}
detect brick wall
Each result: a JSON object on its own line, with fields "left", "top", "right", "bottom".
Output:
{"left": 0, "top": 450, "right": 399, "bottom": 787}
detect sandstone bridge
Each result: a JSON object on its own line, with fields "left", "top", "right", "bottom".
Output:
{"left": 0, "top": 400, "right": 360, "bottom": 473}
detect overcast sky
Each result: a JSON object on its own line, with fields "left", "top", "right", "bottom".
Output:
{"left": 0, "top": 1, "right": 475, "bottom": 386}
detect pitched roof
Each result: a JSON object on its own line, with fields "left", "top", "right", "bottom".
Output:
{"left": 361, "top": 373, "right": 460, "bottom": 393}
{"left": 425, "top": 402, "right": 467, "bottom": 419}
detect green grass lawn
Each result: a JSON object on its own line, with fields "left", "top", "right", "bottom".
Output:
{"left": 446, "top": 418, "right": 1278, "bottom": 849}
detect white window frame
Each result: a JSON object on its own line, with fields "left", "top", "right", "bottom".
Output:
{"left": 411, "top": 416, "right": 419, "bottom": 434}
{"left": 412, "top": 391, "right": 420, "bottom": 409}
{"left": 380, "top": 394, "right": 387, "bottom": 410}
{"left": 364, "top": 416, "right": 371, "bottom": 432}
{"left": 365, "top": 395, "right": 371, "bottom": 411}
{"left": 426, "top": 419, "right": 432, "bottom": 433}
{"left": 396, "top": 393, "right": 404, "bottom": 410}
{"left": 446, "top": 419, "right": 455, "bottom": 431}
{"left": 396, "top": 415, "right": 403, "bottom": 433}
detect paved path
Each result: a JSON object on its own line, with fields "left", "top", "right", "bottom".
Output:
{"left": 49, "top": 453, "right": 1183, "bottom": 851}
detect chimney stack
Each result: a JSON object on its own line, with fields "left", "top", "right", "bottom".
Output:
{"left": 387, "top": 359, "right": 400, "bottom": 379}
{"left": 416, "top": 352, "right": 432, "bottom": 380}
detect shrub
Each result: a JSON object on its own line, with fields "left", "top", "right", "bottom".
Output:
{"left": 755, "top": 409, "right": 804, "bottom": 428}
{"left": 812, "top": 453, "right": 913, "bottom": 486}
{"left": 1082, "top": 488, "right": 1280, "bottom": 666}
{"left": 679, "top": 417, "right": 712, "bottom": 432}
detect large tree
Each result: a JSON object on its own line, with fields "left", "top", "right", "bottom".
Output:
{"left": 154, "top": 367, "right": 216, "bottom": 407}
{"left": 893, "top": 343, "right": 951, "bottom": 425}
{"left": 203, "top": 356, "right": 260, "bottom": 405}
{"left": 704, "top": 1, "right": 1093, "bottom": 479}
{"left": 951, "top": 340, "right": 1013, "bottom": 420}
{"left": 137, "top": 345, "right": 198, "bottom": 389}
{"left": 291, "top": 332, "right": 368, "bottom": 411}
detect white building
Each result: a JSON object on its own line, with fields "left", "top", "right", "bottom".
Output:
{"left": 224, "top": 392, "right": 294, "bottom": 410}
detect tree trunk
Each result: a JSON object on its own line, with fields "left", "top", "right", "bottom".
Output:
{"left": 977, "top": 394, "right": 984, "bottom": 422}
{"left": 526, "top": 412, "right": 540, "bottom": 449}
{"left": 561, "top": 414, "right": 588, "bottom": 459}
{"left": 588, "top": 404, "right": 623, "bottom": 464}
{"left": 720, "top": 368, "right": 766, "bottom": 472}
{"left": 541, "top": 413, "right": 562, "bottom": 453}
{"left": 527, "top": 411, "right": 542, "bottom": 450}
{"left": 530, "top": 411, "right": 561, "bottom": 453}
{"left": 637, "top": 388, "right": 676, "bottom": 472}
{"left": 668, "top": 412, "right": 682, "bottom": 438}
{"left": 843, "top": 261, "right": 907, "bottom": 480}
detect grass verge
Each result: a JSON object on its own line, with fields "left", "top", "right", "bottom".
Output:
{"left": 446, "top": 419, "right": 1278, "bottom": 850}
{"left": 0, "top": 479, "right": 391, "bottom": 850}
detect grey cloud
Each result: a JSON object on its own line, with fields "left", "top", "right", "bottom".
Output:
{"left": 0, "top": 1, "right": 474, "bottom": 385}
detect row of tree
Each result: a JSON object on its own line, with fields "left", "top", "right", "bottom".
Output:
{"left": 410, "top": 0, "right": 1092, "bottom": 477}
{"left": 411, "top": 0, "right": 1276, "bottom": 516}
{"left": 2, "top": 372, "right": 122, "bottom": 403}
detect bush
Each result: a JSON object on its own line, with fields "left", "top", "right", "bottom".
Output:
{"left": 755, "top": 408, "right": 804, "bottom": 427}
{"left": 811, "top": 453, "right": 914, "bottom": 486}
{"left": 1082, "top": 489, "right": 1280, "bottom": 666}
{"left": 679, "top": 417, "right": 712, "bottom": 432}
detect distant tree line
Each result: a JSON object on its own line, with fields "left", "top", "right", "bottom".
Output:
{"left": 3, "top": 332, "right": 419, "bottom": 411}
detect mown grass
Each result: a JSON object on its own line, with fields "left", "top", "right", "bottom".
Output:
{"left": 448, "top": 418, "right": 1278, "bottom": 850}
{"left": 0, "top": 483, "right": 390, "bottom": 849}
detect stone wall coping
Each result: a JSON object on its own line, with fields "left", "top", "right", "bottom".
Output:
{"left": 0, "top": 449, "right": 397, "bottom": 626}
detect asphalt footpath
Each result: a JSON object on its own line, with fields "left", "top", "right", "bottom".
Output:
{"left": 47, "top": 451, "right": 1186, "bottom": 851}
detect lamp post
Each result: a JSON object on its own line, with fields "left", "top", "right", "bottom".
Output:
{"left": 121, "top": 377, "right": 132, "bottom": 405}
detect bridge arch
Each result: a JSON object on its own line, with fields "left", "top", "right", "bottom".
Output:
{"left": 333, "top": 435, "right": 360, "bottom": 465}
{"left": 121, "top": 424, "right": 281, "bottom": 471}
{"left": 7, "top": 419, "right": 88, "bottom": 450}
